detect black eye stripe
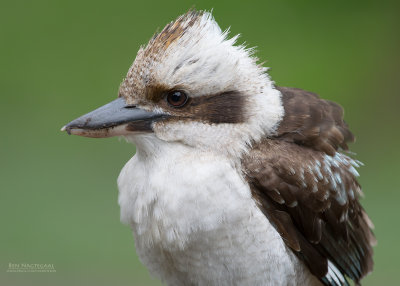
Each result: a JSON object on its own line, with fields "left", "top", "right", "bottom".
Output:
{"left": 159, "top": 89, "right": 246, "bottom": 124}
{"left": 187, "top": 90, "right": 246, "bottom": 124}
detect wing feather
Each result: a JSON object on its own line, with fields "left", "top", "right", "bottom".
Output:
{"left": 242, "top": 87, "right": 374, "bottom": 285}
{"left": 275, "top": 87, "right": 354, "bottom": 155}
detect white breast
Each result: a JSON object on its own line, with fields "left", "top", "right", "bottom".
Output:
{"left": 117, "top": 136, "right": 320, "bottom": 286}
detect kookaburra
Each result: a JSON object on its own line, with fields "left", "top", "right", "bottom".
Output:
{"left": 62, "top": 10, "right": 375, "bottom": 286}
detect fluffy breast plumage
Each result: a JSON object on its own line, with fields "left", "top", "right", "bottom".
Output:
{"left": 117, "top": 140, "right": 320, "bottom": 286}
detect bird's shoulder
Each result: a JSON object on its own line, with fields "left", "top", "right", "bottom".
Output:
{"left": 274, "top": 86, "right": 354, "bottom": 156}
{"left": 241, "top": 87, "right": 375, "bottom": 286}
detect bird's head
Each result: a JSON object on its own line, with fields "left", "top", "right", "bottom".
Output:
{"left": 63, "top": 11, "right": 284, "bottom": 156}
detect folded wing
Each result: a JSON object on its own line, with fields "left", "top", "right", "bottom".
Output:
{"left": 243, "top": 87, "right": 375, "bottom": 286}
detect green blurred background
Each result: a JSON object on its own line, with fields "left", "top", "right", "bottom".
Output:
{"left": 1, "top": 0, "right": 399, "bottom": 285}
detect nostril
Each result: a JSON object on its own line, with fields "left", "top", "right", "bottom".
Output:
{"left": 124, "top": 105, "right": 137, "bottom": 109}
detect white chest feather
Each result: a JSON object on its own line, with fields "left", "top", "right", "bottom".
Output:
{"left": 117, "top": 138, "right": 319, "bottom": 286}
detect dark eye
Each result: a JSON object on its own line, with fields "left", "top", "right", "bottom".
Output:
{"left": 166, "top": 90, "right": 188, "bottom": 107}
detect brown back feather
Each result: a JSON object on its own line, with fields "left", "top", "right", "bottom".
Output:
{"left": 243, "top": 87, "right": 374, "bottom": 285}
{"left": 275, "top": 87, "right": 355, "bottom": 156}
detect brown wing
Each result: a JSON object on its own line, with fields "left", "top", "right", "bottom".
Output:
{"left": 242, "top": 88, "right": 375, "bottom": 285}
{"left": 275, "top": 86, "right": 355, "bottom": 156}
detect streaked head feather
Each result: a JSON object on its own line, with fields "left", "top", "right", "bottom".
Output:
{"left": 119, "top": 10, "right": 284, "bottom": 157}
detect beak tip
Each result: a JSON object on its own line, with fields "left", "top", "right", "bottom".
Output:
{"left": 61, "top": 125, "right": 72, "bottom": 135}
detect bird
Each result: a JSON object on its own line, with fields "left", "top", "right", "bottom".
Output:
{"left": 62, "top": 10, "right": 375, "bottom": 286}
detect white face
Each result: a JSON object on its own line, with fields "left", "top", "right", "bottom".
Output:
{"left": 119, "top": 12, "right": 284, "bottom": 156}
{"left": 64, "top": 11, "right": 284, "bottom": 157}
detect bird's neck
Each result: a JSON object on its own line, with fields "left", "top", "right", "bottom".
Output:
{"left": 125, "top": 132, "right": 246, "bottom": 165}
{"left": 117, "top": 135, "right": 254, "bottom": 250}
